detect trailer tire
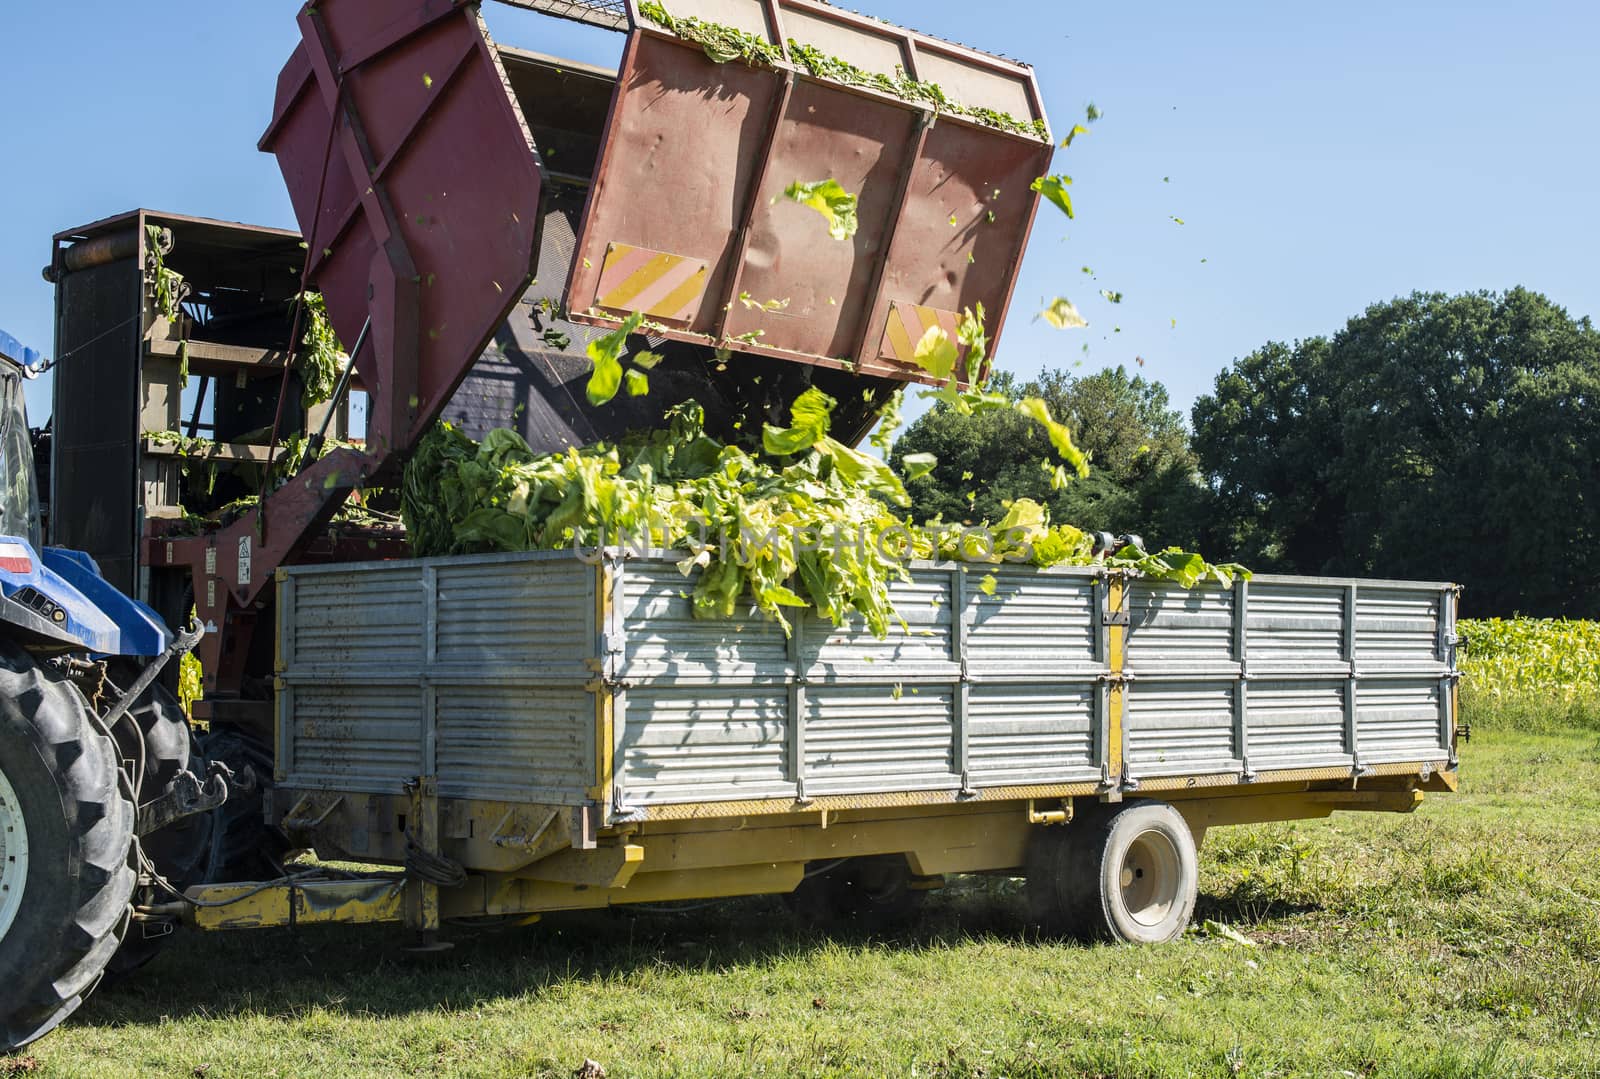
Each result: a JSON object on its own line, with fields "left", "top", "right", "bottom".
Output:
{"left": 0, "top": 643, "right": 136, "bottom": 1051}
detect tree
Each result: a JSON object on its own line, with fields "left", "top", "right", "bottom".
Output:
{"left": 891, "top": 366, "right": 1206, "bottom": 546}
{"left": 1191, "top": 288, "right": 1600, "bottom": 616}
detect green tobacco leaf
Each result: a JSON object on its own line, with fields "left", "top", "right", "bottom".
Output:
{"left": 902, "top": 452, "right": 938, "bottom": 479}
{"left": 1016, "top": 397, "right": 1090, "bottom": 478}
{"left": 625, "top": 369, "right": 650, "bottom": 397}
{"left": 912, "top": 325, "right": 959, "bottom": 381}
{"left": 783, "top": 179, "right": 859, "bottom": 240}
{"left": 632, "top": 350, "right": 665, "bottom": 370}
{"left": 1100, "top": 289, "right": 1124, "bottom": 304}
{"left": 1060, "top": 124, "right": 1090, "bottom": 147}
{"left": 585, "top": 312, "right": 644, "bottom": 405}
{"left": 978, "top": 574, "right": 998, "bottom": 596}
{"left": 1041, "top": 298, "right": 1087, "bottom": 329}
{"left": 1031, "top": 175, "right": 1074, "bottom": 219}
{"left": 763, "top": 386, "right": 835, "bottom": 455}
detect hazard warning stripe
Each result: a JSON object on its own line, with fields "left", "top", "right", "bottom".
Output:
{"left": 878, "top": 302, "right": 964, "bottom": 368}
{"left": 593, "top": 243, "right": 710, "bottom": 324}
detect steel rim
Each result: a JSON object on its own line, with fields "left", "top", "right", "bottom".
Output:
{"left": 0, "top": 762, "right": 28, "bottom": 943}
{"left": 1119, "top": 830, "right": 1180, "bottom": 928}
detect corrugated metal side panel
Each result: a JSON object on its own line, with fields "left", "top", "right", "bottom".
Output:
{"left": 802, "top": 574, "right": 956, "bottom": 678}
{"left": 281, "top": 553, "right": 600, "bottom": 805}
{"left": 967, "top": 683, "right": 1100, "bottom": 784}
{"left": 1245, "top": 679, "right": 1350, "bottom": 767}
{"left": 1124, "top": 680, "right": 1238, "bottom": 777}
{"left": 435, "top": 559, "right": 594, "bottom": 675}
{"left": 1125, "top": 582, "right": 1236, "bottom": 673}
{"left": 283, "top": 683, "right": 424, "bottom": 793}
{"left": 435, "top": 683, "right": 594, "bottom": 802}
{"left": 1355, "top": 588, "right": 1443, "bottom": 671}
{"left": 1246, "top": 581, "right": 1346, "bottom": 673}
{"left": 1356, "top": 678, "right": 1448, "bottom": 762}
{"left": 619, "top": 687, "right": 791, "bottom": 804}
{"left": 966, "top": 567, "right": 1099, "bottom": 677}
{"left": 286, "top": 566, "right": 425, "bottom": 668}
{"left": 804, "top": 685, "right": 957, "bottom": 794}
{"left": 621, "top": 562, "right": 789, "bottom": 683}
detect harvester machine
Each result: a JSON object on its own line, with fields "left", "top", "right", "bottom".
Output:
{"left": 6, "top": 0, "right": 1055, "bottom": 1047}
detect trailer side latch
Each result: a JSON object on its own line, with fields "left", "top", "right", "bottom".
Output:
{"left": 1102, "top": 610, "right": 1130, "bottom": 627}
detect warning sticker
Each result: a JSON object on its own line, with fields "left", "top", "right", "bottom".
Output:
{"left": 237, "top": 536, "right": 252, "bottom": 587}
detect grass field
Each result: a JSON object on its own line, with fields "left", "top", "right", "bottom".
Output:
{"left": 14, "top": 621, "right": 1600, "bottom": 1078}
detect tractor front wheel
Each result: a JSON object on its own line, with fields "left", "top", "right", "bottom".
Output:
{"left": 0, "top": 642, "right": 136, "bottom": 1051}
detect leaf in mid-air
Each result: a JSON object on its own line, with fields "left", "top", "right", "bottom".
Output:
{"left": 978, "top": 574, "right": 998, "bottom": 596}
{"left": 585, "top": 311, "right": 644, "bottom": 405}
{"left": 1060, "top": 124, "right": 1090, "bottom": 147}
{"left": 1100, "top": 289, "right": 1124, "bottom": 304}
{"left": 783, "top": 179, "right": 859, "bottom": 240}
{"left": 625, "top": 369, "right": 650, "bottom": 396}
{"left": 1030, "top": 175, "right": 1074, "bottom": 219}
{"left": 1016, "top": 397, "right": 1090, "bottom": 478}
{"left": 632, "top": 350, "right": 665, "bottom": 370}
{"left": 911, "top": 325, "right": 959, "bottom": 381}
{"left": 1041, "top": 298, "right": 1087, "bottom": 329}
{"left": 902, "top": 452, "right": 938, "bottom": 480}
{"left": 762, "top": 386, "right": 835, "bottom": 455}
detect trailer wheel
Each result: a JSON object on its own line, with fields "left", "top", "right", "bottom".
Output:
{"left": 785, "top": 855, "right": 925, "bottom": 929}
{"left": 0, "top": 642, "right": 136, "bottom": 1051}
{"left": 1027, "top": 801, "right": 1198, "bottom": 944}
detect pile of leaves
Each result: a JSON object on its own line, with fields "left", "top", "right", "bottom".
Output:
{"left": 401, "top": 393, "right": 1245, "bottom": 638}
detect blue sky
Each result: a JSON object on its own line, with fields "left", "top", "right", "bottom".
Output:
{"left": 1, "top": 0, "right": 1595, "bottom": 430}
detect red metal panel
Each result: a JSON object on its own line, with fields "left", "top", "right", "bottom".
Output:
{"left": 260, "top": 0, "right": 543, "bottom": 452}
{"left": 568, "top": 24, "right": 1052, "bottom": 382}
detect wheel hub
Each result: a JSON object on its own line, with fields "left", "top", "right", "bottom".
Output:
{"left": 1120, "top": 831, "right": 1180, "bottom": 928}
{"left": 0, "top": 763, "right": 29, "bottom": 943}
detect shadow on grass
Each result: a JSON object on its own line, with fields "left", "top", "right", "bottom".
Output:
{"left": 1194, "top": 881, "right": 1322, "bottom": 926}
{"left": 77, "top": 876, "right": 1310, "bottom": 1032}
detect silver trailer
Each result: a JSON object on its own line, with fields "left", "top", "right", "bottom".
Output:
{"left": 211, "top": 550, "right": 1459, "bottom": 944}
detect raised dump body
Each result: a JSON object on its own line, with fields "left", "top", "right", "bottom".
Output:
{"left": 255, "top": 551, "right": 1458, "bottom": 935}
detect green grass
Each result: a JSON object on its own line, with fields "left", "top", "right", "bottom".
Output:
{"left": 15, "top": 714, "right": 1599, "bottom": 1078}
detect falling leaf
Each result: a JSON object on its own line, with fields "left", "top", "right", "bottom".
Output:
{"left": 911, "top": 325, "right": 959, "bottom": 381}
{"left": 585, "top": 311, "right": 643, "bottom": 405}
{"left": 583, "top": 257, "right": 592, "bottom": 269}
{"left": 1081, "top": 266, "right": 1094, "bottom": 275}
{"left": 1030, "top": 175, "right": 1074, "bottom": 219}
{"left": 625, "top": 369, "right": 650, "bottom": 396}
{"left": 1041, "top": 298, "right": 1087, "bottom": 329}
{"left": 1163, "top": 176, "right": 1171, "bottom": 183}
{"left": 891, "top": 683, "right": 903, "bottom": 700}
{"left": 739, "top": 292, "right": 791, "bottom": 313}
{"left": 1016, "top": 397, "right": 1090, "bottom": 477}
{"left": 422, "top": 73, "right": 434, "bottom": 89}
{"left": 1060, "top": 123, "right": 1090, "bottom": 147}
{"left": 1171, "top": 216, "right": 1185, "bottom": 225}
{"left": 783, "top": 178, "right": 859, "bottom": 240}
{"left": 762, "top": 386, "right": 835, "bottom": 455}
{"left": 967, "top": 252, "right": 975, "bottom": 264}
{"left": 632, "top": 350, "right": 664, "bottom": 369}
{"left": 978, "top": 574, "right": 998, "bottom": 596}
{"left": 902, "top": 452, "right": 938, "bottom": 479}
{"left": 1085, "top": 102, "right": 1102, "bottom": 122}
{"left": 949, "top": 213, "right": 959, "bottom": 227}
{"left": 1100, "top": 289, "right": 1124, "bottom": 304}
{"left": 1170, "top": 318, "right": 1177, "bottom": 329}
{"left": 961, "top": 470, "right": 974, "bottom": 482}
{"left": 987, "top": 210, "right": 996, "bottom": 223}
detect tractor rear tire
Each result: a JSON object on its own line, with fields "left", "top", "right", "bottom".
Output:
{"left": 0, "top": 642, "right": 136, "bottom": 1051}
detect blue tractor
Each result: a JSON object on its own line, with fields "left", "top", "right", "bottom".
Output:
{"left": 0, "top": 328, "right": 214, "bottom": 1049}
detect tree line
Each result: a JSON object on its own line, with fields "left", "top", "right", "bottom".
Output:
{"left": 891, "top": 288, "right": 1600, "bottom": 617}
